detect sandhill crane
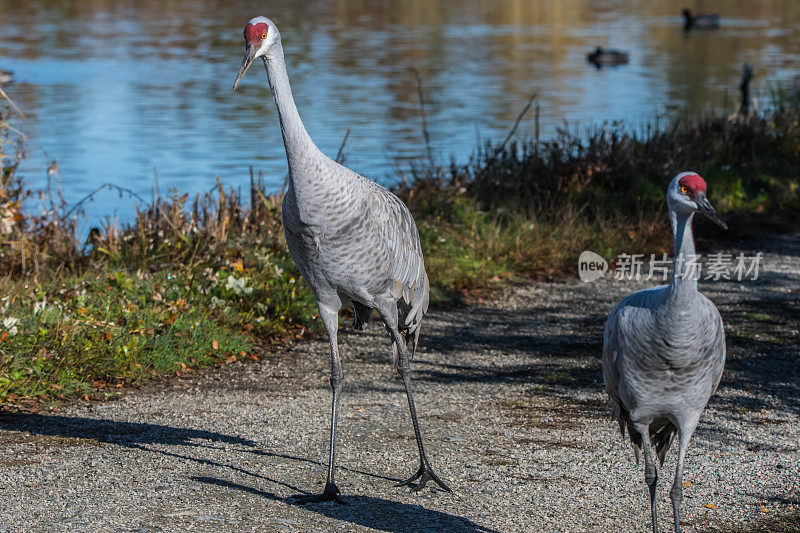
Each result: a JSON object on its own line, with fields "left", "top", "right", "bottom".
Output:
{"left": 233, "top": 16, "right": 450, "bottom": 503}
{"left": 602, "top": 172, "right": 727, "bottom": 533}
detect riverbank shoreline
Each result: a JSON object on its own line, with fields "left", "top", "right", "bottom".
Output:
{"left": 2, "top": 87, "right": 799, "bottom": 406}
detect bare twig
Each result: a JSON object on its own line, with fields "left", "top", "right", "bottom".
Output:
{"left": 153, "top": 166, "right": 161, "bottom": 201}
{"left": 739, "top": 63, "right": 754, "bottom": 116}
{"left": 0, "top": 120, "right": 27, "bottom": 140}
{"left": 497, "top": 91, "right": 538, "bottom": 153}
{"left": 409, "top": 68, "right": 436, "bottom": 170}
{"left": 0, "top": 86, "right": 25, "bottom": 118}
{"left": 478, "top": 91, "right": 538, "bottom": 171}
{"left": 61, "top": 184, "right": 146, "bottom": 220}
{"left": 46, "top": 160, "right": 59, "bottom": 213}
{"left": 335, "top": 128, "right": 351, "bottom": 164}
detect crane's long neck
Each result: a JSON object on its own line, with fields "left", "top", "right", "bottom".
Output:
{"left": 263, "top": 43, "right": 322, "bottom": 171}
{"left": 669, "top": 207, "right": 698, "bottom": 296}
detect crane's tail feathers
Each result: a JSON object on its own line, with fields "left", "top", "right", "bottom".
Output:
{"left": 406, "top": 323, "right": 421, "bottom": 358}
{"left": 614, "top": 401, "right": 644, "bottom": 465}
{"left": 391, "top": 270, "right": 429, "bottom": 366}
{"left": 403, "top": 276, "right": 429, "bottom": 332}
{"left": 610, "top": 402, "right": 626, "bottom": 438}
{"left": 352, "top": 301, "right": 372, "bottom": 331}
{"left": 650, "top": 420, "right": 677, "bottom": 466}
{"left": 390, "top": 327, "right": 421, "bottom": 366}
{"left": 629, "top": 427, "right": 643, "bottom": 466}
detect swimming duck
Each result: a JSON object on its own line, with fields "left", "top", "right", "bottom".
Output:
{"left": 683, "top": 9, "right": 720, "bottom": 30}
{"left": 587, "top": 47, "right": 629, "bottom": 68}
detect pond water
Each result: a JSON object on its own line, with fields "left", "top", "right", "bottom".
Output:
{"left": 1, "top": 0, "right": 799, "bottom": 223}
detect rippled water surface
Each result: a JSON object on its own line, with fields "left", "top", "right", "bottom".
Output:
{"left": 1, "top": 0, "right": 799, "bottom": 221}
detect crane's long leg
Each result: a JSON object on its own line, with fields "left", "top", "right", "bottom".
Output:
{"left": 293, "top": 303, "right": 346, "bottom": 505}
{"left": 670, "top": 419, "right": 698, "bottom": 533}
{"left": 375, "top": 299, "right": 451, "bottom": 493}
{"left": 637, "top": 424, "right": 659, "bottom": 533}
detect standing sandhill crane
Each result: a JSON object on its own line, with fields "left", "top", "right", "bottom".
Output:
{"left": 233, "top": 16, "right": 450, "bottom": 503}
{"left": 602, "top": 172, "right": 727, "bottom": 533}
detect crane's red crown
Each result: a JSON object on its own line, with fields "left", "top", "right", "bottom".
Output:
{"left": 678, "top": 173, "right": 706, "bottom": 194}
{"left": 244, "top": 22, "right": 268, "bottom": 44}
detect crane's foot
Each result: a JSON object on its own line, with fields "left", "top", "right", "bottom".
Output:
{"left": 397, "top": 463, "right": 452, "bottom": 493}
{"left": 291, "top": 482, "right": 347, "bottom": 505}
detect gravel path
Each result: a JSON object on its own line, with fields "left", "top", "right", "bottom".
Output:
{"left": 0, "top": 236, "right": 798, "bottom": 532}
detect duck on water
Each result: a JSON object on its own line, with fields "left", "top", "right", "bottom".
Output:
{"left": 587, "top": 47, "right": 629, "bottom": 68}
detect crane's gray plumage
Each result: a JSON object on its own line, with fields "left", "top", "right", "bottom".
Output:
{"left": 282, "top": 172, "right": 430, "bottom": 358}
{"left": 602, "top": 172, "right": 727, "bottom": 533}
{"left": 233, "top": 16, "right": 448, "bottom": 503}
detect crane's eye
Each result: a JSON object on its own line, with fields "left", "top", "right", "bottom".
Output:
{"left": 680, "top": 186, "right": 688, "bottom": 194}
{"left": 261, "top": 32, "right": 267, "bottom": 39}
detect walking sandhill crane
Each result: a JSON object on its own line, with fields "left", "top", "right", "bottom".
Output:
{"left": 233, "top": 16, "right": 450, "bottom": 503}
{"left": 602, "top": 172, "right": 727, "bottom": 533}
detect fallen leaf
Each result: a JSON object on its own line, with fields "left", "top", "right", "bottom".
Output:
{"left": 704, "top": 504, "right": 717, "bottom": 510}
{"left": 682, "top": 481, "right": 692, "bottom": 488}
{"left": 759, "top": 506, "right": 769, "bottom": 513}
{"left": 212, "top": 339, "right": 220, "bottom": 350}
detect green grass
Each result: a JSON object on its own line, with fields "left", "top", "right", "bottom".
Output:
{"left": 0, "top": 254, "right": 317, "bottom": 405}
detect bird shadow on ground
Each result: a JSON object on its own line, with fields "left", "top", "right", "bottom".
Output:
{"left": 193, "top": 475, "right": 498, "bottom": 533}
{"left": 246, "top": 447, "right": 400, "bottom": 483}
{"left": 0, "top": 412, "right": 255, "bottom": 447}
{"left": 0, "top": 412, "right": 398, "bottom": 486}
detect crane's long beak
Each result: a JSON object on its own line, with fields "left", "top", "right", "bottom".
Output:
{"left": 233, "top": 44, "right": 257, "bottom": 91}
{"left": 695, "top": 193, "right": 728, "bottom": 230}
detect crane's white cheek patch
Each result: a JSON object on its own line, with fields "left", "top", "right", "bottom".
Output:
{"left": 579, "top": 250, "right": 608, "bottom": 282}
